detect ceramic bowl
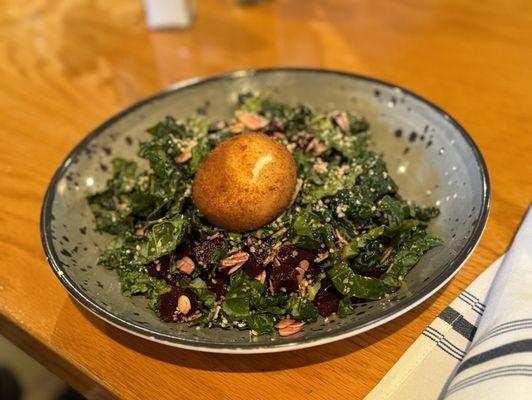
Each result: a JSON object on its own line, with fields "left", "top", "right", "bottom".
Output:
{"left": 41, "top": 68, "right": 490, "bottom": 353}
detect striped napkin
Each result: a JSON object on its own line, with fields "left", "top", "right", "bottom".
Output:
{"left": 366, "top": 206, "right": 532, "bottom": 400}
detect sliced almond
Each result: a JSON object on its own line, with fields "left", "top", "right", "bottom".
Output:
{"left": 256, "top": 270, "right": 267, "bottom": 284}
{"left": 335, "top": 228, "right": 348, "bottom": 245}
{"left": 220, "top": 252, "right": 250, "bottom": 269}
{"left": 275, "top": 318, "right": 296, "bottom": 329}
{"left": 314, "top": 252, "right": 329, "bottom": 263}
{"left": 176, "top": 256, "right": 195, "bottom": 275}
{"left": 177, "top": 295, "right": 191, "bottom": 315}
{"left": 175, "top": 151, "right": 192, "bottom": 163}
{"left": 279, "top": 322, "right": 304, "bottom": 337}
{"left": 299, "top": 260, "right": 310, "bottom": 271}
{"left": 295, "top": 267, "right": 305, "bottom": 283}
{"left": 380, "top": 245, "right": 394, "bottom": 263}
{"left": 333, "top": 112, "right": 350, "bottom": 133}
{"left": 229, "top": 122, "right": 245, "bottom": 133}
{"left": 235, "top": 111, "right": 268, "bottom": 130}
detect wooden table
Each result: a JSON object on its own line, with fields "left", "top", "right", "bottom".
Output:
{"left": 1, "top": 0, "right": 531, "bottom": 398}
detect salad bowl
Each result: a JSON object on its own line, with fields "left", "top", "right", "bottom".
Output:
{"left": 41, "top": 68, "right": 490, "bottom": 353}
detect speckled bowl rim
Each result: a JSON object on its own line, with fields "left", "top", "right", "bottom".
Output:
{"left": 40, "top": 68, "right": 490, "bottom": 354}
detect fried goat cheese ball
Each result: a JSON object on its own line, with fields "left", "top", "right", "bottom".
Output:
{"left": 192, "top": 133, "right": 297, "bottom": 232}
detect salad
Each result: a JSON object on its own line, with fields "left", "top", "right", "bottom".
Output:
{"left": 87, "top": 93, "right": 440, "bottom": 336}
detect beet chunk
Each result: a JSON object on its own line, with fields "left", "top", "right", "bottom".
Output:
{"left": 270, "top": 264, "right": 299, "bottom": 294}
{"left": 276, "top": 244, "right": 318, "bottom": 269}
{"left": 245, "top": 236, "right": 274, "bottom": 266}
{"left": 147, "top": 254, "right": 172, "bottom": 281}
{"left": 241, "top": 253, "right": 264, "bottom": 278}
{"left": 264, "top": 117, "right": 285, "bottom": 134}
{"left": 193, "top": 235, "right": 224, "bottom": 268}
{"left": 207, "top": 274, "right": 230, "bottom": 300}
{"left": 362, "top": 267, "right": 387, "bottom": 279}
{"left": 175, "top": 242, "right": 194, "bottom": 260}
{"left": 305, "top": 266, "right": 323, "bottom": 282}
{"left": 292, "top": 132, "right": 314, "bottom": 152}
{"left": 159, "top": 287, "right": 198, "bottom": 322}
{"left": 312, "top": 276, "right": 341, "bottom": 317}
{"left": 313, "top": 291, "right": 340, "bottom": 317}
{"left": 270, "top": 244, "right": 319, "bottom": 294}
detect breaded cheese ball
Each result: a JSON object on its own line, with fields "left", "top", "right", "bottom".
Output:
{"left": 192, "top": 133, "right": 297, "bottom": 232}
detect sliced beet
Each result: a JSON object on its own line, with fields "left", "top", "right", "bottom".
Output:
{"left": 207, "top": 274, "right": 230, "bottom": 300}
{"left": 159, "top": 287, "right": 198, "bottom": 322}
{"left": 269, "top": 244, "right": 319, "bottom": 294}
{"left": 362, "top": 267, "right": 386, "bottom": 279}
{"left": 147, "top": 254, "right": 172, "bottom": 281}
{"left": 317, "top": 276, "right": 334, "bottom": 293}
{"left": 241, "top": 253, "right": 264, "bottom": 278}
{"left": 264, "top": 117, "right": 285, "bottom": 134}
{"left": 292, "top": 132, "right": 314, "bottom": 151}
{"left": 245, "top": 237, "right": 273, "bottom": 266}
{"left": 193, "top": 235, "right": 224, "bottom": 268}
{"left": 312, "top": 276, "right": 341, "bottom": 317}
{"left": 175, "top": 242, "right": 194, "bottom": 260}
{"left": 276, "top": 244, "right": 318, "bottom": 269}
{"left": 270, "top": 263, "right": 299, "bottom": 294}
{"left": 313, "top": 290, "right": 340, "bottom": 317}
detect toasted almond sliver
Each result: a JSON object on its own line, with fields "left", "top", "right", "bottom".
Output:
{"left": 220, "top": 252, "right": 250, "bottom": 269}
{"left": 275, "top": 318, "right": 296, "bottom": 329}
{"left": 335, "top": 228, "right": 348, "bottom": 245}
{"left": 229, "top": 122, "right": 245, "bottom": 133}
{"left": 314, "top": 252, "right": 329, "bottom": 263}
{"left": 177, "top": 295, "right": 191, "bottom": 315}
{"left": 235, "top": 110, "right": 268, "bottom": 130}
{"left": 380, "top": 245, "right": 394, "bottom": 263}
{"left": 207, "top": 232, "right": 222, "bottom": 240}
{"left": 333, "top": 112, "right": 350, "bottom": 133}
{"left": 175, "top": 151, "right": 192, "bottom": 163}
{"left": 227, "top": 263, "right": 244, "bottom": 275}
{"left": 256, "top": 270, "right": 267, "bottom": 284}
{"left": 299, "top": 260, "right": 310, "bottom": 270}
{"left": 176, "top": 257, "right": 195, "bottom": 275}
{"left": 279, "top": 322, "right": 304, "bottom": 337}
{"left": 295, "top": 267, "right": 305, "bottom": 283}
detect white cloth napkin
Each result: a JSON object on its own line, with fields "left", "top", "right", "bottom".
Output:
{"left": 366, "top": 206, "right": 532, "bottom": 400}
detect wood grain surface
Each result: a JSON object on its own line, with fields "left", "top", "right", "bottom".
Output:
{"left": 0, "top": 0, "right": 531, "bottom": 399}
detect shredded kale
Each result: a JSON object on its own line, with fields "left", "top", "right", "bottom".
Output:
{"left": 87, "top": 93, "right": 441, "bottom": 335}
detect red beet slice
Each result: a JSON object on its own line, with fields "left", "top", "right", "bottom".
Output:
{"left": 245, "top": 237, "right": 274, "bottom": 266}
{"left": 270, "top": 244, "right": 319, "bottom": 294}
{"left": 292, "top": 132, "right": 314, "bottom": 152}
{"left": 264, "top": 117, "right": 285, "bottom": 134}
{"left": 313, "top": 290, "right": 340, "bottom": 317}
{"left": 147, "top": 254, "right": 172, "bottom": 281}
{"left": 175, "top": 242, "right": 194, "bottom": 260}
{"left": 270, "top": 263, "right": 299, "bottom": 294}
{"left": 312, "top": 276, "right": 341, "bottom": 317}
{"left": 193, "top": 235, "right": 224, "bottom": 268}
{"left": 241, "top": 253, "right": 264, "bottom": 278}
{"left": 159, "top": 287, "right": 198, "bottom": 322}
{"left": 276, "top": 244, "right": 318, "bottom": 269}
{"left": 207, "top": 273, "right": 230, "bottom": 300}
{"left": 362, "top": 267, "right": 387, "bottom": 279}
